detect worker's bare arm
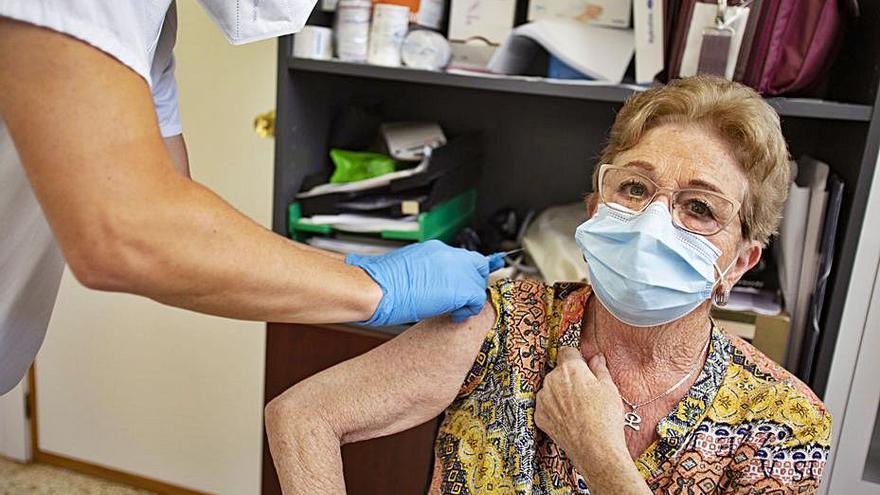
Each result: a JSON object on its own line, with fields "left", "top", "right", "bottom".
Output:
{"left": 163, "top": 134, "right": 191, "bottom": 178}
{"left": 0, "top": 18, "right": 380, "bottom": 323}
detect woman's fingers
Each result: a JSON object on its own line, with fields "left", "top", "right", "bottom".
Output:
{"left": 535, "top": 346, "right": 628, "bottom": 462}
{"left": 557, "top": 346, "right": 596, "bottom": 378}
{"left": 587, "top": 353, "right": 611, "bottom": 382}
{"left": 557, "top": 346, "right": 582, "bottom": 365}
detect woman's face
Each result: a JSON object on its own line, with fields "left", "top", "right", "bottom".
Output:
{"left": 597, "top": 122, "right": 762, "bottom": 286}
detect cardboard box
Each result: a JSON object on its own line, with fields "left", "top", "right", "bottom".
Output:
{"left": 713, "top": 309, "right": 791, "bottom": 366}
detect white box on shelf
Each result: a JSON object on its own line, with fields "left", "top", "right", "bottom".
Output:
{"left": 633, "top": 0, "right": 663, "bottom": 84}
{"left": 527, "top": 0, "right": 631, "bottom": 28}
{"left": 413, "top": 0, "right": 445, "bottom": 30}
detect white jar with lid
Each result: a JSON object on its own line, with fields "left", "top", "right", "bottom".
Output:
{"left": 335, "top": 0, "right": 372, "bottom": 62}
{"left": 367, "top": 4, "right": 410, "bottom": 67}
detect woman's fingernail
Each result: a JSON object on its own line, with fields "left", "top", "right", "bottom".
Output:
{"left": 599, "top": 354, "right": 606, "bottom": 366}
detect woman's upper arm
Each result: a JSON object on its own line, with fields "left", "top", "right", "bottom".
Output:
{"left": 269, "top": 300, "right": 499, "bottom": 445}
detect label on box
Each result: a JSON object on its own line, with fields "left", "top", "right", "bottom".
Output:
{"left": 401, "top": 201, "right": 420, "bottom": 215}
{"left": 375, "top": 0, "right": 445, "bottom": 29}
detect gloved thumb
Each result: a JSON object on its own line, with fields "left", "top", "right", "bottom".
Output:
{"left": 488, "top": 253, "right": 506, "bottom": 272}
{"left": 450, "top": 307, "right": 477, "bottom": 322}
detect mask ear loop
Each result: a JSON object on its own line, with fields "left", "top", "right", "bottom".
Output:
{"left": 712, "top": 253, "right": 738, "bottom": 307}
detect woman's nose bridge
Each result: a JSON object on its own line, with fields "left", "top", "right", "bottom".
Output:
{"left": 651, "top": 187, "right": 676, "bottom": 209}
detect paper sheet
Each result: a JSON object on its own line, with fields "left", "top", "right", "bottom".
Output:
{"left": 784, "top": 157, "right": 829, "bottom": 367}
{"left": 487, "top": 19, "right": 634, "bottom": 83}
{"left": 306, "top": 236, "right": 402, "bottom": 255}
{"left": 301, "top": 214, "right": 420, "bottom": 232}
{"left": 297, "top": 156, "right": 429, "bottom": 198}
{"left": 726, "top": 289, "right": 782, "bottom": 316}
{"left": 776, "top": 176, "right": 810, "bottom": 312}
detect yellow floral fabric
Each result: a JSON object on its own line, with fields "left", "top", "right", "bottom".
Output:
{"left": 428, "top": 279, "right": 832, "bottom": 495}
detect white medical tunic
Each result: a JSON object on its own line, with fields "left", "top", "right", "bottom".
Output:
{"left": 0, "top": 0, "right": 181, "bottom": 395}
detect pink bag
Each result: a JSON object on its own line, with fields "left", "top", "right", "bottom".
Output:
{"left": 741, "top": 0, "right": 857, "bottom": 96}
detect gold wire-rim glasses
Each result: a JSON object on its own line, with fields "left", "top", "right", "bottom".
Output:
{"left": 597, "top": 164, "right": 743, "bottom": 237}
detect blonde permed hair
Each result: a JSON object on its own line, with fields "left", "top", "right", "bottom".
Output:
{"left": 595, "top": 75, "right": 791, "bottom": 246}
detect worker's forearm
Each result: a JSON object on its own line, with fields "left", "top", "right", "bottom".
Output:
{"left": 265, "top": 400, "right": 347, "bottom": 495}
{"left": 0, "top": 19, "right": 375, "bottom": 324}
{"left": 99, "top": 176, "right": 380, "bottom": 323}
{"left": 569, "top": 448, "right": 651, "bottom": 495}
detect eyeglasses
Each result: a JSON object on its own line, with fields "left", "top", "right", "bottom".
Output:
{"left": 597, "top": 164, "right": 742, "bottom": 236}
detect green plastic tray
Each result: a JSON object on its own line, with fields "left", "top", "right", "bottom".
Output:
{"left": 288, "top": 189, "right": 476, "bottom": 243}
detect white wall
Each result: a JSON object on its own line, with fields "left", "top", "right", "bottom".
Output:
{"left": 0, "top": 378, "right": 30, "bottom": 462}
{"left": 34, "top": 2, "right": 277, "bottom": 493}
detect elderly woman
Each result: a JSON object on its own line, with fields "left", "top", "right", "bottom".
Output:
{"left": 265, "top": 76, "right": 832, "bottom": 495}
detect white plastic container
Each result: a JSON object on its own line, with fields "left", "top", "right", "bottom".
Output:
{"left": 367, "top": 4, "right": 410, "bottom": 67}
{"left": 335, "top": 0, "right": 372, "bottom": 62}
{"left": 293, "top": 26, "right": 334, "bottom": 60}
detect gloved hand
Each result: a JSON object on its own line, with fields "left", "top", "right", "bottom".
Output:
{"left": 345, "top": 240, "right": 505, "bottom": 326}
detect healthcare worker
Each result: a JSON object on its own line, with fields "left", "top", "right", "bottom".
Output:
{"left": 0, "top": 1, "right": 501, "bottom": 396}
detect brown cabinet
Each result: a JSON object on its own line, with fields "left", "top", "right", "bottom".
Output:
{"left": 262, "top": 323, "right": 440, "bottom": 495}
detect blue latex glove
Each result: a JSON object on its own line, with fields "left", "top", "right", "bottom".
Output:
{"left": 345, "top": 240, "right": 506, "bottom": 326}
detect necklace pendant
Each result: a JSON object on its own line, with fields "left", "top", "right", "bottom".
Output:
{"left": 624, "top": 411, "right": 642, "bottom": 431}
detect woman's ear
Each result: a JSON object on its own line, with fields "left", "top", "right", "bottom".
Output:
{"left": 725, "top": 240, "right": 762, "bottom": 287}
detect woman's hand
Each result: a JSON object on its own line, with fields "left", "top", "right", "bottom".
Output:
{"left": 535, "top": 347, "right": 649, "bottom": 494}
{"left": 535, "top": 347, "right": 626, "bottom": 460}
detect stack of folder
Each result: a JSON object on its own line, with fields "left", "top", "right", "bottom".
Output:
{"left": 288, "top": 133, "right": 483, "bottom": 253}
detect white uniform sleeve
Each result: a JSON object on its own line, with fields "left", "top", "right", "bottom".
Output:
{"left": 152, "top": 53, "right": 182, "bottom": 138}
{"left": 0, "top": 0, "right": 168, "bottom": 86}
{"left": 151, "top": 2, "right": 182, "bottom": 138}
{"left": 1, "top": 0, "right": 181, "bottom": 136}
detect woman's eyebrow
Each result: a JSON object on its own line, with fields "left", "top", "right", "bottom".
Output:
{"left": 622, "top": 160, "right": 656, "bottom": 172}
{"left": 687, "top": 178, "right": 723, "bottom": 193}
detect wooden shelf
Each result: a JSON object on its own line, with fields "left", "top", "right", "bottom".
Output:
{"left": 289, "top": 57, "right": 874, "bottom": 122}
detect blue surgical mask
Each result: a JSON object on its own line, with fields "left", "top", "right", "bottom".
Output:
{"left": 575, "top": 202, "right": 729, "bottom": 327}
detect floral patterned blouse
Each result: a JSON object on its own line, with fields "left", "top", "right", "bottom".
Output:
{"left": 428, "top": 279, "right": 832, "bottom": 495}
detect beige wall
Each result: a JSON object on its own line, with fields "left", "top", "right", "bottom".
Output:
{"left": 35, "top": 2, "right": 277, "bottom": 493}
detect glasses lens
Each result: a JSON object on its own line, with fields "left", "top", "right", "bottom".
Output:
{"left": 600, "top": 168, "right": 657, "bottom": 212}
{"left": 672, "top": 190, "right": 737, "bottom": 235}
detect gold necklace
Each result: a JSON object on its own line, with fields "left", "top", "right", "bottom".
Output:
{"left": 590, "top": 313, "right": 712, "bottom": 432}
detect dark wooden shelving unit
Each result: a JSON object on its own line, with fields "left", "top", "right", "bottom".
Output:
{"left": 264, "top": 4, "right": 880, "bottom": 493}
